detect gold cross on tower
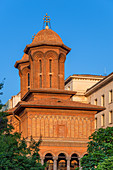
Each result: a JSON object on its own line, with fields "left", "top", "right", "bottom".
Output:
{"left": 43, "top": 13, "right": 51, "bottom": 29}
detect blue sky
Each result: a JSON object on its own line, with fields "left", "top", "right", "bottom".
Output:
{"left": 0, "top": 0, "right": 113, "bottom": 103}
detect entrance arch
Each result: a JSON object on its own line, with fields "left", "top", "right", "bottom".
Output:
{"left": 44, "top": 153, "right": 53, "bottom": 170}
{"left": 70, "top": 153, "right": 79, "bottom": 170}
{"left": 57, "top": 153, "right": 67, "bottom": 170}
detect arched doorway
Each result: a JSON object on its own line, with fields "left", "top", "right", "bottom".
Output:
{"left": 44, "top": 153, "right": 53, "bottom": 170}
{"left": 70, "top": 154, "right": 79, "bottom": 170}
{"left": 57, "top": 153, "right": 67, "bottom": 170}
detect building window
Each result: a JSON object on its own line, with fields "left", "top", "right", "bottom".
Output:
{"left": 101, "top": 95, "right": 105, "bottom": 106}
{"left": 40, "top": 75, "right": 42, "bottom": 88}
{"left": 49, "top": 59, "right": 52, "bottom": 73}
{"left": 109, "top": 90, "right": 112, "bottom": 103}
{"left": 39, "top": 60, "right": 42, "bottom": 73}
{"left": 68, "top": 86, "right": 70, "bottom": 90}
{"left": 109, "top": 111, "right": 112, "bottom": 124}
{"left": 95, "top": 118, "right": 97, "bottom": 129}
{"left": 28, "top": 73, "right": 30, "bottom": 90}
{"left": 50, "top": 75, "right": 52, "bottom": 88}
{"left": 94, "top": 99, "right": 97, "bottom": 105}
{"left": 101, "top": 114, "right": 105, "bottom": 127}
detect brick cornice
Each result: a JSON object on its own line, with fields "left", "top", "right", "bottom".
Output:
{"left": 24, "top": 43, "right": 71, "bottom": 55}
{"left": 21, "top": 89, "right": 76, "bottom": 101}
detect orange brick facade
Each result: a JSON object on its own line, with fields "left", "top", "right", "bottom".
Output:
{"left": 8, "top": 22, "right": 104, "bottom": 170}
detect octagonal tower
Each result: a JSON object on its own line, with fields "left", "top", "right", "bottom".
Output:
{"left": 15, "top": 18, "right": 71, "bottom": 98}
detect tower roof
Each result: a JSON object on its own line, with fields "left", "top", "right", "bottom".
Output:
{"left": 32, "top": 29, "right": 63, "bottom": 46}
{"left": 24, "top": 28, "right": 70, "bottom": 54}
{"left": 24, "top": 13, "right": 71, "bottom": 54}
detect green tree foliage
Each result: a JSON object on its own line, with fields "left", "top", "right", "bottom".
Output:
{"left": 97, "top": 156, "right": 113, "bottom": 170}
{"left": 0, "top": 83, "right": 44, "bottom": 169}
{"left": 81, "top": 127, "right": 113, "bottom": 170}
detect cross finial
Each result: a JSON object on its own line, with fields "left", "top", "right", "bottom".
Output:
{"left": 43, "top": 13, "right": 51, "bottom": 29}
{"left": 32, "top": 33, "right": 36, "bottom": 41}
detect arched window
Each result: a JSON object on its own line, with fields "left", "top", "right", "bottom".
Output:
{"left": 70, "top": 153, "right": 79, "bottom": 169}
{"left": 50, "top": 75, "right": 52, "bottom": 88}
{"left": 39, "top": 60, "right": 42, "bottom": 73}
{"left": 39, "top": 60, "right": 42, "bottom": 88}
{"left": 28, "top": 73, "right": 30, "bottom": 90}
{"left": 49, "top": 59, "right": 52, "bottom": 88}
{"left": 49, "top": 59, "right": 52, "bottom": 73}
{"left": 58, "top": 153, "right": 67, "bottom": 169}
{"left": 44, "top": 153, "right": 53, "bottom": 170}
{"left": 40, "top": 75, "right": 42, "bottom": 88}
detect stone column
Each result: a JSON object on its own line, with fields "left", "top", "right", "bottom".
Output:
{"left": 53, "top": 156, "right": 58, "bottom": 170}
{"left": 78, "top": 157, "right": 82, "bottom": 170}
{"left": 41, "top": 157, "right": 44, "bottom": 165}
{"left": 66, "top": 157, "right": 71, "bottom": 170}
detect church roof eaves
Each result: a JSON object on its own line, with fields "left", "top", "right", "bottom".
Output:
{"left": 14, "top": 59, "right": 29, "bottom": 68}
{"left": 14, "top": 54, "right": 29, "bottom": 68}
{"left": 13, "top": 98, "right": 105, "bottom": 115}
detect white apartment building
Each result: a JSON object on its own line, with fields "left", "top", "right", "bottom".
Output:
{"left": 65, "top": 73, "right": 113, "bottom": 129}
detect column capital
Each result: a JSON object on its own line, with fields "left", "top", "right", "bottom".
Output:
{"left": 40, "top": 156, "right": 44, "bottom": 160}
{"left": 66, "top": 156, "right": 71, "bottom": 161}
{"left": 67, "top": 157, "right": 71, "bottom": 170}
{"left": 53, "top": 157, "right": 57, "bottom": 170}
{"left": 53, "top": 156, "right": 58, "bottom": 160}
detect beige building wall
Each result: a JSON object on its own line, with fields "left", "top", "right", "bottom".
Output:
{"left": 2, "top": 92, "right": 21, "bottom": 111}
{"left": 10, "top": 92, "right": 21, "bottom": 108}
{"left": 86, "top": 78, "right": 113, "bottom": 129}
{"left": 65, "top": 75, "right": 104, "bottom": 103}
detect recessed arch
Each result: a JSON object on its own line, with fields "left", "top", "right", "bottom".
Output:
{"left": 70, "top": 153, "right": 79, "bottom": 169}
{"left": 57, "top": 153, "right": 67, "bottom": 170}
{"left": 44, "top": 152, "right": 54, "bottom": 170}
{"left": 59, "top": 53, "right": 66, "bottom": 62}
{"left": 56, "top": 151, "right": 68, "bottom": 158}
{"left": 21, "top": 66, "right": 30, "bottom": 75}
{"left": 81, "top": 152, "right": 88, "bottom": 158}
{"left": 43, "top": 151, "right": 55, "bottom": 158}
{"left": 45, "top": 153, "right": 53, "bottom": 160}
{"left": 32, "top": 51, "right": 44, "bottom": 61}
{"left": 69, "top": 151, "right": 81, "bottom": 158}
{"left": 45, "top": 50, "right": 58, "bottom": 60}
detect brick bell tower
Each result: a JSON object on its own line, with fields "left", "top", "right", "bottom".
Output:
{"left": 15, "top": 13, "right": 71, "bottom": 98}
{"left": 11, "top": 14, "right": 104, "bottom": 170}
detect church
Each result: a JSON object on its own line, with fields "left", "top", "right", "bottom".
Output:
{"left": 7, "top": 14, "right": 104, "bottom": 170}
